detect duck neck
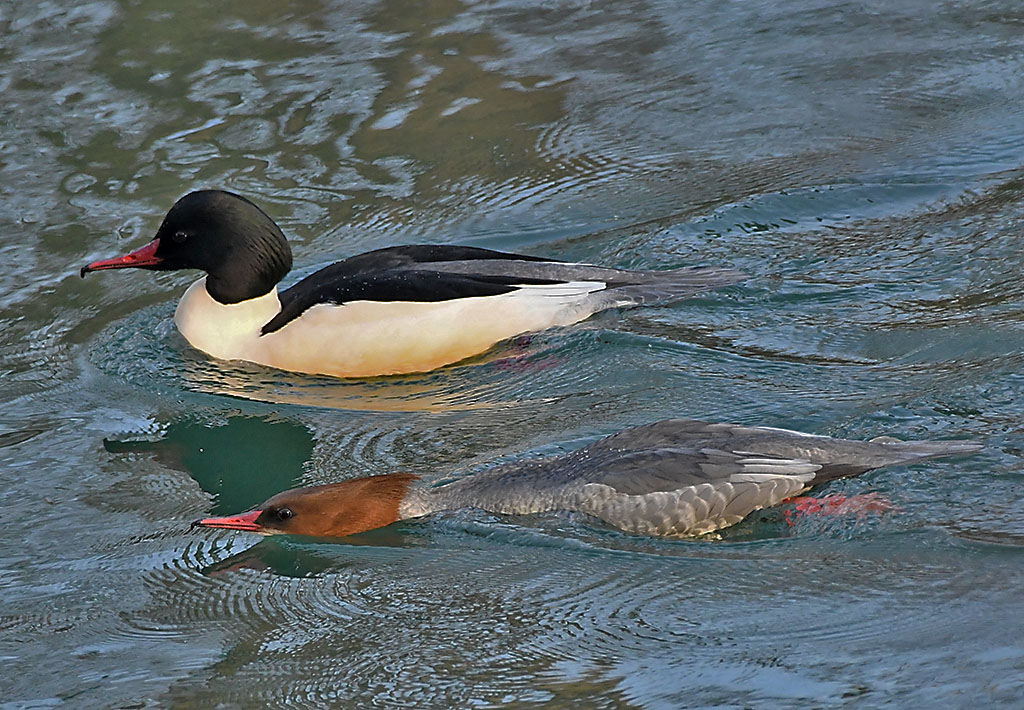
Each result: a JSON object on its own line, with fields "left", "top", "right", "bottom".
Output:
{"left": 397, "top": 484, "right": 442, "bottom": 520}
{"left": 398, "top": 459, "right": 575, "bottom": 520}
{"left": 205, "top": 257, "right": 287, "bottom": 304}
{"left": 202, "top": 226, "right": 292, "bottom": 304}
{"left": 174, "top": 277, "right": 282, "bottom": 360}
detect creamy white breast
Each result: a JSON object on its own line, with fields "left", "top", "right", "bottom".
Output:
{"left": 174, "top": 277, "right": 282, "bottom": 363}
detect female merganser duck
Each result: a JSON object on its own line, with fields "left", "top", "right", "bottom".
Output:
{"left": 81, "top": 190, "right": 745, "bottom": 378}
{"left": 193, "top": 419, "right": 980, "bottom": 538}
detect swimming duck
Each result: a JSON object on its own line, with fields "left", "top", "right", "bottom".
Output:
{"left": 81, "top": 190, "right": 745, "bottom": 378}
{"left": 193, "top": 419, "right": 980, "bottom": 538}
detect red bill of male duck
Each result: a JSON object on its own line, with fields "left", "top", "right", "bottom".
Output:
{"left": 192, "top": 419, "right": 981, "bottom": 539}
{"left": 80, "top": 190, "right": 745, "bottom": 378}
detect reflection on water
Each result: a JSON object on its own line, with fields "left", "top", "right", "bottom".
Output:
{"left": 78, "top": 0, "right": 581, "bottom": 246}
{"left": 2, "top": 0, "right": 1024, "bottom": 707}
{"left": 200, "top": 537, "right": 377, "bottom": 579}
{"left": 104, "top": 415, "right": 314, "bottom": 513}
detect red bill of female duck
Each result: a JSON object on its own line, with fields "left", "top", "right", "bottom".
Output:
{"left": 193, "top": 419, "right": 981, "bottom": 539}
{"left": 81, "top": 190, "right": 745, "bottom": 378}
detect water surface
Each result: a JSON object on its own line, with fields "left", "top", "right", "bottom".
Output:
{"left": 1, "top": 1, "right": 1023, "bottom": 707}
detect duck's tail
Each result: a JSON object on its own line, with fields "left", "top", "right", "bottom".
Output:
{"left": 595, "top": 265, "right": 747, "bottom": 309}
{"left": 871, "top": 437, "right": 984, "bottom": 461}
{"left": 811, "top": 437, "right": 983, "bottom": 485}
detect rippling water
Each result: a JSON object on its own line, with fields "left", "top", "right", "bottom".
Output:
{"left": 2, "top": 1, "right": 1023, "bottom": 707}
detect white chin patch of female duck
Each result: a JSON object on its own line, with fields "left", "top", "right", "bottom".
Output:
{"left": 174, "top": 277, "right": 608, "bottom": 378}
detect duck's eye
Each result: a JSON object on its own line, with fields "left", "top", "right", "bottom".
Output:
{"left": 276, "top": 507, "right": 294, "bottom": 521}
{"left": 172, "top": 230, "right": 189, "bottom": 244}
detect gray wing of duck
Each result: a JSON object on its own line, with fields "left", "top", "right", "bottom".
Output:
{"left": 415, "top": 258, "right": 747, "bottom": 308}
{"left": 428, "top": 419, "right": 981, "bottom": 537}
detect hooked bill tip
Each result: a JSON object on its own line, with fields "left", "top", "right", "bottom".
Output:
{"left": 192, "top": 509, "right": 264, "bottom": 532}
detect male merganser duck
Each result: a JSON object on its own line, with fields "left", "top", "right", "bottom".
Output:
{"left": 193, "top": 419, "right": 980, "bottom": 538}
{"left": 81, "top": 190, "right": 745, "bottom": 378}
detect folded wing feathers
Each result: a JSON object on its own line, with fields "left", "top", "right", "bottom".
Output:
{"left": 423, "top": 258, "right": 744, "bottom": 304}
{"left": 695, "top": 447, "right": 820, "bottom": 481}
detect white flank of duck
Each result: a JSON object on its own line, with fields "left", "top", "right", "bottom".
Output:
{"left": 175, "top": 277, "right": 609, "bottom": 377}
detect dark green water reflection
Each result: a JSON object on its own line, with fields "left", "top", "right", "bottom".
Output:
{"left": 104, "top": 416, "right": 314, "bottom": 513}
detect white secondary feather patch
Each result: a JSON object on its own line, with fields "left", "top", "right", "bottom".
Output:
{"left": 729, "top": 472, "right": 815, "bottom": 483}
{"left": 736, "top": 458, "right": 820, "bottom": 475}
{"left": 174, "top": 276, "right": 613, "bottom": 377}
{"left": 749, "top": 426, "right": 829, "bottom": 438}
{"left": 736, "top": 457, "right": 805, "bottom": 465}
{"left": 511, "top": 280, "right": 607, "bottom": 298}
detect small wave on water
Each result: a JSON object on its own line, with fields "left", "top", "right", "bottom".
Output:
{"left": 118, "top": 514, "right": 1021, "bottom": 708}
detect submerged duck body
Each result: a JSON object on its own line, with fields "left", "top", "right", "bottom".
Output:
{"left": 82, "top": 190, "right": 745, "bottom": 378}
{"left": 194, "top": 419, "right": 980, "bottom": 539}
